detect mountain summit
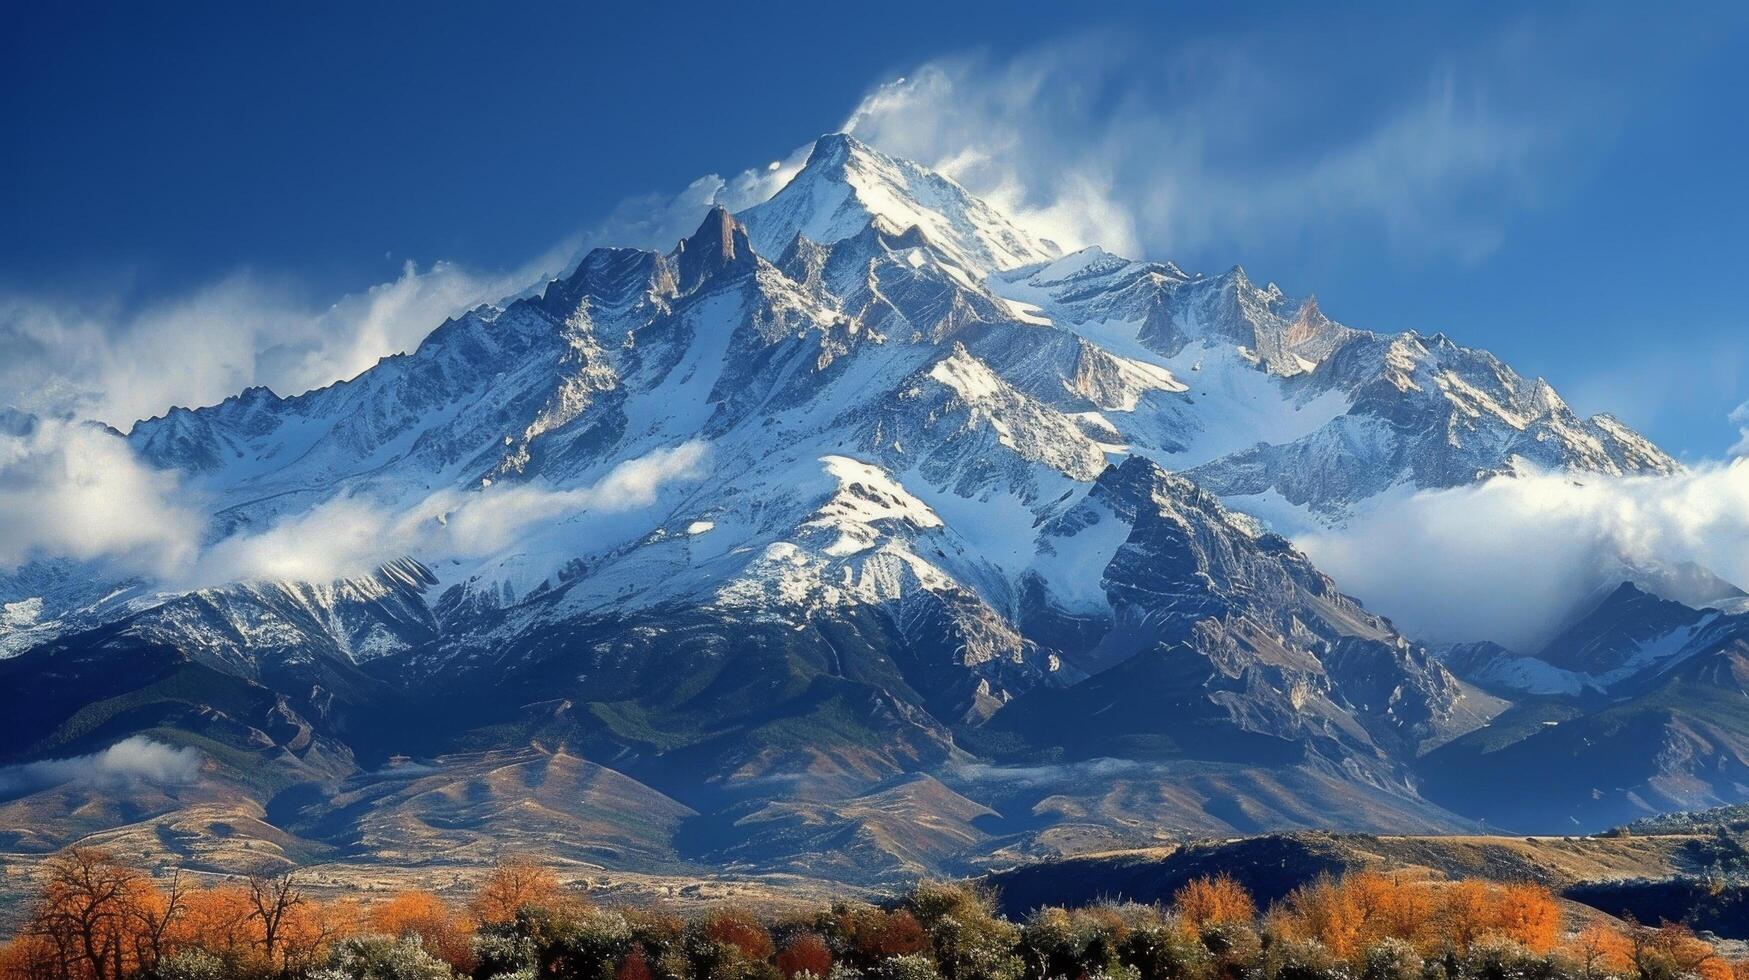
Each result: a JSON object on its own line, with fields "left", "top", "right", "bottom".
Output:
{"left": 676, "top": 205, "right": 756, "bottom": 290}
{"left": 741, "top": 133, "right": 1060, "bottom": 273}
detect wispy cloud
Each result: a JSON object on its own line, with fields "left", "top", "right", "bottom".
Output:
{"left": 835, "top": 17, "right": 1664, "bottom": 266}
{"left": 0, "top": 250, "right": 573, "bottom": 433}
{"left": 0, "top": 737, "right": 203, "bottom": 798}
{"left": 181, "top": 440, "right": 710, "bottom": 587}
{"left": 1295, "top": 462, "right": 1749, "bottom": 650}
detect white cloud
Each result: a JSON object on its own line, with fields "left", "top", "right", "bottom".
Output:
{"left": 0, "top": 395, "right": 708, "bottom": 590}
{"left": 0, "top": 253, "right": 566, "bottom": 432}
{"left": 834, "top": 24, "right": 1621, "bottom": 265}
{"left": 1294, "top": 462, "right": 1749, "bottom": 650}
{"left": 0, "top": 736, "right": 203, "bottom": 797}
{"left": 0, "top": 415, "right": 203, "bottom": 576}
{"left": 183, "top": 440, "right": 710, "bottom": 587}
{"left": 1731, "top": 402, "right": 1749, "bottom": 457}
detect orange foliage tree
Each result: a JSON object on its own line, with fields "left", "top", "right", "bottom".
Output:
{"left": 368, "top": 890, "right": 475, "bottom": 973}
{"left": 777, "top": 932, "right": 833, "bottom": 979}
{"left": 837, "top": 906, "right": 929, "bottom": 962}
{"left": 1571, "top": 921, "right": 1634, "bottom": 979}
{"left": 1437, "top": 879, "right": 1497, "bottom": 954}
{"left": 1174, "top": 874, "right": 1256, "bottom": 933}
{"left": 470, "top": 854, "right": 565, "bottom": 925}
{"left": 1495, "top": 883, "right": 1560, "bottom": 954}
{"left": 702, "top": 907, "right": 775, "bottom": 962}
{"left": 22, "top": 847, "right": 151, "bottom": 980}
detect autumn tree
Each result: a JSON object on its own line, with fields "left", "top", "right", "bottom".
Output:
{"left": 777, "top": 933, "right": 833, "bottom": 979}
{"left": 837, "top": 906, "right": 929, "bottom": 964}
{"left": 368, "top": 891, "right": 473, "bottom": 973}
{"left": 615, "top": 947, "right": 654, "bottom": 980}
{"left": 125, "top": 870, "right": 188, "bottom": 977}
{"left": 470, "top": 855, "right": 564, "bottom": 926}
{"left": 279, "top": 896, "right": 357, "bottom": 978}
{"left": 1174, "top": 874, "right": 1256, "bottom": 933}
{"left": 1626, "top": 920, "right": 1728, "bottom": 980}
{"left": 1570, "top": 922, "right": 1633, "bottom": 979}
{"left": 0, "top": 931, "right": 66, "bottom": 980}
{"left": 1437, "top": 879, "right": 1496, "bottom": 955}
{"left": 1495, "top": 883, "right": 1560, "bottom": 954}
{"left": 27, "top": 847, "right": 149, "bottom": 980}
{"left": 245, "top": 868, "right": 307, "bottom": 971}
{"left": 702, "top": 906, "right": 775, "bottom": 962}
{"left": 172, "top": 884, "right": 257, "bottom": 960}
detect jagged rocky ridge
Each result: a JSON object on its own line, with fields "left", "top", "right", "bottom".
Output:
{"left": 0, "top": 134, "right": 1706, "bottom": 879}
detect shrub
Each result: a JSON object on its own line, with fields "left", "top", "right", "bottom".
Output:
{"left": 878, "top": 954, "right": 944, "bottom": 980}
{"left": 472, "top": 926, "right": 540, "bottom": 979}
{"left": 1118, "top": 922, "right": 1214, "bottom": 980}
{"left": 548, "top": 908, "right": 635, "bottom": 980}
{"left": 313, "top": 934, "right": 457, "bottom": 980}
{"left": 903, "top": 881, "right": 1021, "bottom": 980}
{"left": 1361, "top": 938, "right": 1422, "bottom": 980}
{"left": 1261, "top": 935, "right": 1349, "bottom": 980}
{"left": 1200, "top": 921, "right": 1262, "bottom": 980}
{"left": 619, "top": 947, "right": 656, "bottom": 980}
{"left": 836, "top": 906, "right": 931, "bottom": 965}
{"left": 780, "top": 934, "right": 835, "bottom": 979}
{"left": 704, "top": 907, "right": 778, "bottom": 962}
{"left": 1175, "top": 877, "right": 1256, "bottom": 933}
{"left": 157, "top": 949, "right": 233, "bottom": 980}
{"left": 1461, "top": 935, "right": 1548, "bottom": 980}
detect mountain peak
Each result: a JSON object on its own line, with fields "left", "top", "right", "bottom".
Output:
{"left": 739, "top": 134, "right": 1057, "bottom": 274}
{"left": 806, "top": 132, "right": 862, "bottom": 169}
{"left": 676, "top": 205, "right": 755, "bottom": 290}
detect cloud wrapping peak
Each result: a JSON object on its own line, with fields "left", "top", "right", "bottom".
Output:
{"left": 1294, "top": 462, "right": 1749, "bottom": 650}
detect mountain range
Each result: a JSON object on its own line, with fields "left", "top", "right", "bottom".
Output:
{"left": 1, "top": 133, "right": 1741, "bottom": 883}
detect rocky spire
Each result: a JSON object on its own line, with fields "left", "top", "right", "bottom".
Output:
{"left": 676, "top": 206, "right": 756, "bottom": 292}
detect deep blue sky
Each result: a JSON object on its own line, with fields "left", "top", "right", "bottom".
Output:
{"left": 5, "top": 1, "right": 1747, "bottom": 457}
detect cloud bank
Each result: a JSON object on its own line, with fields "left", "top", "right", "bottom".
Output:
{"left": 1295, "top": 462, "right": 1749, "bottom": 650}
{"left": 0, "top": 737, "right": 203, "bottom": 798}
{"left": 0, "top": 401, "right": 708, "bottom": 588}
{"left": 0, "top": 415, "right": 203, "bottom": 577}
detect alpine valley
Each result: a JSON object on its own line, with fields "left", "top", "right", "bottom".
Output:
{"left": 4, "top": 134, "right": 1746, "bottom": 888}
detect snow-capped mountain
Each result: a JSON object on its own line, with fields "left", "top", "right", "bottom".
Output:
{"left": 0, "top": 133, "right": 1706, "bottom": 876}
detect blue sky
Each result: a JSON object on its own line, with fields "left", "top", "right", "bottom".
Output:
{"left": 4, "top": 1, "right": 1747, "bottom": 457}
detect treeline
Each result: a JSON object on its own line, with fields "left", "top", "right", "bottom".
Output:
{"left": 0, "top": 848, "right": 1741, "bottom": 980}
